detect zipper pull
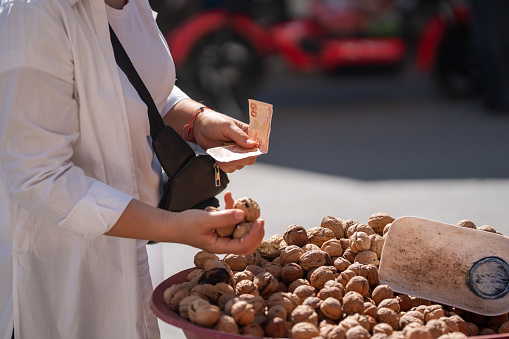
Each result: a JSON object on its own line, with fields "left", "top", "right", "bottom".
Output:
{"left": 214, "top": 163, "right": 221, "bottom": 187}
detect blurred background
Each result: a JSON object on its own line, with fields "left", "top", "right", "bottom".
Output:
{"left": 146, "top": 0, "right": 509, "bottom": 337}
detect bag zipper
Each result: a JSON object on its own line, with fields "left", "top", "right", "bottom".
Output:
{"left": 214, "top": 163, "right": 221, "bottom": 187}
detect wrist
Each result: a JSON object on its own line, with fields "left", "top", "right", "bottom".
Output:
{"left": 183, "top": 106, "right": 210, "bottom": 143}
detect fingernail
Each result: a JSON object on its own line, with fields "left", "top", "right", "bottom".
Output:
{"left": 234, "top": 210, "right": 244, "bottom": 221}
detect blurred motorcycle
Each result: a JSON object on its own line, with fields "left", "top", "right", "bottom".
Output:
{"left": 151, "top": 0, "right": 481, "bottom": 116}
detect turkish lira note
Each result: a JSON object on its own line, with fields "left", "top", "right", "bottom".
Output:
{"left": 207, "top": 99, "right": 273, "bottom": 162}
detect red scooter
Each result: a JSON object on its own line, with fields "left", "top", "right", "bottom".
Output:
{"left": 152, "top": 0, "right": 480, "bottom": 116}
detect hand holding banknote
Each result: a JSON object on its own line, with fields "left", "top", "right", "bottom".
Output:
{"left": 207, "top": 99, "right": 273, "bottom": 163}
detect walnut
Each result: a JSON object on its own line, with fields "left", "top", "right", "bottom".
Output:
{"left": 347, "top": 224, "right": 375, "bottom": 238}
{"left": 215, "top": 223, "right": 236, "bottom": 237}
{"left": 343, "top": 291, "right": 365, "bottom": 315}
{"left": 187, "top": 269, "right": 204, "bottom": 283}
{"left": 232, "top": 221, "right": 253, "bottom": 239}
{"left": 368, "top": 213, "right": 395, "bottom": 236}
{"left": 478, "top": 224, "right": 499, "bottom": 234}
{"left": 217, "top": 292, "right": 237, "bottom": 311}
{"left": 245, "top": 250, "right": 263, "bottom": 266}
{"left": 233, "top": 197, "right": 260, "bottom": 222}
{"left": 288, "top": 278, "right": 310, "bottom": 292}
{"left": 334, "top": 257, "right": 351, "bottom": 272}
{"left": 498, "top": 320, "right": 509, "bottom": 333}
{"left": 342, "top": 248, "right": 356, "bottom": 263}
{"left": 164, "top": 282, "right": 193, "bottom": 312}
{"left": 240, "top": 294, "right": 266, "bottom": 316}
{"left": 465, "top": 322, "right": 479, "bottom": 336}
{"left": 291, "top": 304, "right": 319, "bottom": 326}
{"left": 456, "top": 220, "right": 476, "bottom": 229}
{"left": 284, "top": 224, "right": 310, "bottom": 247}
{"left": 235, "top": 280, "right": 259, "bottom": 296}
{"left": 321, "top": 297, "right": 343, "bottom": 320}
{"left": 188, "top": 298, "right": 221, "bottom": 327}
{"left": 294, "top": 285, "right": 317, "bottom": 303}
{"left": 299, "top": 249, "right": 332, "bottom": 271}
{"left": 377, "top": 307, "right": 400, "bottom": 330}
{"left": 280, "top": 245, "right": 305, "bottom": 266}
{"left": 369, "top": 234, "right": 385, "bottom": 258}
{"left": 245, "top": 264, "right": 265, "bottom": 276}
{"left": 373, "top": 323, "right": 394, "bottom": 335}
{"left": 396, "top": 294, "right": 413, "bottom": 312}
{"left": 267, "top": 234, "right": 284, "bottom": 246}
{"left": 372, "top": 285, "right": 394, "bottom": 305}
{"left": 404, "top": 325, "right": 432, "bottom": 339}
{"left": 425, "top": 319, "right": 450, "bottom": 338}
{"left": 213, "top": 314, "right": 240, "bottom": 334}
{"left": 253, "top": 272, "right": 278, "bottom": 299}
{"left": 378, "top": 298, "right": 400, "bottom": 313}
{"left": 345, "top": 276, "right": 370, "bottom": 297}
{"left": 263, "top": 262, "right": 282, "bottom": 281}
{"left": 266, "top": 317, "right": 291, "bottom": 338}
{"left": 321, "top": 216, "right": 345, "bottom": 239}
{"left": 191, "top": 283, "right": 220, "bottom": 304}
{"left": 479, "top": 328, "right": 496, "bottom": 335}
{"left": 322, "top": 239, "right": 343, "bottom": 257}
{"left": 303, "top": 296, "right": 322, "bottom": 310}
{"left": 383, "top": 223, "right": 392, "bottom": 237}
{"left": 234, "top": 270, "right": 254, "bottom": 283}
{"left": 258, "top": 240, "right": 281, "bottom": 260}
{"left": 215, "top": 282, "right": 234, "bottom": 296}
{"left": 448, "top": 314, "right": 468, "bottom": 334}
{"left": 425, "top": 306, "right": 446, "bottom": 323}
{"left": 339, "top": 316, "right": 361, "bottom": 332}
{"left": 241, "top": 323, "right": 265, "bottom": 336}
{"left": 354, "top": 250, "right": 380, "bottom": 266}
{"left": 309, "top": 266, "right": 336, "bottom": 289}
{"left": 194, "top": 251, "right": 219, "bottom": 269}
{"left": 348, "top": 314, "right": 371, "bottom": 331}
{"left": 365, "top": 264, "right": 379, "bottom": 285}
{"left": 230, "top": 300, "right": 255, "bottom": 325}
{"left": 318, "top": 286, "right": 343, "bottom": 301}
{"left": 363, "top": 302, "right": 378, "bottom": 320}
{"left": 179, "top": 295, "right": 205, "bottom": 320}
{"left": 267, "top": 292, "right": 300, "bottom": 314}
{"left": 346, "top": 325, "right": 371, "bottom": 339}
{"left": 223, "top": 254, "right": 248, "bottom": 271}
{"left": 290, "top": 322, "right": 320, "bottom": 339}
{"left": 308, "top": 227, "right": 335, "bottom": 247}
{"left": 302, "top": 243, "right": 321, "bottom": 252}
{"left": 281, "top": 263, "right": 304, "bottom": 284}
{"left": 486, "top": 313, "right": 508, "bottom": 331}
{"left": 349, "top": 232, "right": 372, "bottom": 254}
{"left": 340, "top": 238, "right": 352, "bottom": 251}
{"left": 267, "top": 304, "right": 288, "bottom": 320}
{"left": 337, "top": 269, "right": 356, "bottom": 288}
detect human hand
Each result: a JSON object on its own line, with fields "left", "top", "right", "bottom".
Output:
{"left": 169, "top": 193, "right": 265, "bottom": 255}
{"left": 194, "top": 110, "right": 258, "bottom": 173}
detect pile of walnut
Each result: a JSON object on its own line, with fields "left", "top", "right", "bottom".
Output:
{"left": 163, "top": 213, "right": 509, "bottom": 339}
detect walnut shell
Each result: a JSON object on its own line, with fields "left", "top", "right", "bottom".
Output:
{"left": 235, "top": 279, "right": 259, "bottom": 296}
{"left": 369, "top": 234, "right": 385, "bottom": 258}
{"left": 263, "top": 262, "right": 283, "bottom": 281}
{"left": 234, "top": 270, "right": 254, "bottom": 284}
{"left": 368, "top": 213, "right": 395, "bottom": 235}
{"left": 290, "top": 322, "right": 320, "bottom": 339}
{"left": 179, "top": 295, "right": 205, "bottom": 320}
{"left": 372, "top": 285, "right": 394, "bottom": 305}
{"left": 321, "top": 216, "right": 345, "bottom": 239}
{"left": 245, "top": 250, "right": 263, "bottom": 266}
{"left": 232, "top": 221, "right": 253, "bottom": 239}
{"left": 307, "top": 227, "right": 335, "bottom": 247}
{"left": 373, "top": 323, "right": 394, "bottom": 335}
{"left": 223, "top": 254, "right": 248, "bottom": 271}
{"left": 188, "top": 299, "right": 221, "bottom": 327}
{"left": 334, "top": 257, "right": 351, "bottom": 272}
{"left": 213, "top": 314, "right": 240, "bottom": 334}
{"left": 258, "top": 240, "right": 281, "bottom": 260}
{"left": 299, "top": 250, "right": 331, "bottom": 271}
{"left": 245, "top": 264, "right": 265, "bottom": 276}
{"left": 294, "top": 285, "right": 317, "bottom": 303}
{"left": 164, "top": 282, "right": 193, "bottom": 312}
{"left": 291, "top": 304, "right": 319, "bottom": 326}
{"left": 216, "top": 223, "right": 236, "bottom": 237}
{"left": 194, "top": 251, "right": 219, "bottom": 269}
{"left": 309, "top": 266, "right": 336, "bottom": 289}
{"left": 280, "top": 245, "right": 305, "bottom": 266}
{"left": 265, "top": 317, "right": 290, "bottom": 338}
{"left": 267, "top": 304, "right": 288, "bottom": 320}
{"left": 317, "top": 286, "right": 343, "bottom": 301}
{"left": 378, "top": 298, "right": 400, "bottom": 313}
{"left": 302, "top": 243, "right": 321, "bottom": 252}
{"left": 241, "top": 323, "right": 265, "bottom": 337}
{"left": 346, "top": 325, "right": 371, "bottom": 339}
{"left": 281, "top": 263, "right": 304, "bottom": 284}
{"left": 191, "top": 283, "right": 221, "bottom": 304}
{"left": 288, "top": 278, "right": 310, "bottom": 293}
{"left": 233, "top": 197, "right": 260, "bottom": 222}
{"left": 321, "top": 239, "right": 343, "bottom": 257}
{"left": 345, "top": 276, "right": 370, "bottom": 297}
{"left": 377, "top": 307, "right": 400, "bottom": 330}
{"left": 347, "top": 224, "right": 375, "bottom": 238}
{"left": 425, "top": 319, "right": 450, "bottom": 338}
{"left": 267, "top": 291, "right": 300, "bottom": 314}
{"left": 284, "top": 224, "right": 310, "bottom": 247}
{"left": 354, "top": 250, "right": 379, "bottom": 266}
{"left": 230, "top": 300, "right": 255, "bottom": 325}
{"left": 266, "top": 234, "right": 284, "bottom": 246}
{"left": 240, "top": 294, "right": 266, "bottom": 316}
{"left": 321, "top": 297, "right": 343, "bottom": 320}
{"left": 343, "top": 291, "right": 365, "bottom": 315}
{"left": 253, "top": 272, "right": 278, "bottom": 299}
{"left": 349, "top": 232, "right": 372, "bottom": 254}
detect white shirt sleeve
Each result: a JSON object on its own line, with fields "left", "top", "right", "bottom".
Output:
{"left": 0, "top": 4, "right": 131, "bottom": 238}
{"left": 161, "top": 85, "right": 190, "bottom": 119}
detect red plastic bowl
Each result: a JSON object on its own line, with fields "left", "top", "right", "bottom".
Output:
{"left": 151, "top": 268, "right": 509, "bottom": 339}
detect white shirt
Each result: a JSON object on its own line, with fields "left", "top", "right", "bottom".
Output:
{"left": 0, "top": 0, "right": 188, "bottom": 337}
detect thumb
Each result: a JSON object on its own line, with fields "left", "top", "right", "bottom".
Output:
{"left": 212, "top": 209, "right": 245, "bottom": 230}
{"left": 228, "top": 123, "right": 257, "bottom": 149}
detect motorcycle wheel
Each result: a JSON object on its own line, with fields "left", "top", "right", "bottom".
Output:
{"left": 176, "top": 29, "right": 265, "bottom": 119}
{"left": 432, "top": 22, "right": 483, "bottom": 99}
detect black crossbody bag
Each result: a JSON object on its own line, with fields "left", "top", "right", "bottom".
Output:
{"left": 109, "top": 26, "right": 229, "bottom": 212}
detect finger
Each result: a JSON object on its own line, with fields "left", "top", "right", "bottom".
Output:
{"left": 226, "top": 123, "right": 257, "bottom": 149}
{"left": 225, "top": 219, "right": 265, "bottom": 255}
{"left": 224, "top": 192, "right": 234, "bottom": 209}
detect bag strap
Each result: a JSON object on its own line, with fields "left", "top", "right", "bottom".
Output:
{"left": 109, "top": 25, "right": 165, "bottom": 140}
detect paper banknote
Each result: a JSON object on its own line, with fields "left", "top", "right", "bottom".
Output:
{"left": 207, "top": 99, "right": 273, "bottom": 162}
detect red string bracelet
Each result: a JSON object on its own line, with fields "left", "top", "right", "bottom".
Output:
{"left": 183, "top": 106, "right": 209, "bottom": 143}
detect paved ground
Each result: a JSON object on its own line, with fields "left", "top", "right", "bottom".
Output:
{"left": 150, "top": 66, "right": 509, "bottom": 338}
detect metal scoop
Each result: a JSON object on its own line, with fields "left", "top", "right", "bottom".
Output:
{"left": 378, "top": 216, "right": 509, "bottom": 316}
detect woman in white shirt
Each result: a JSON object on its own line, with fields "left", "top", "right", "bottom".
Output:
{"left": 0, "top": 0, "right": 264, "bottom": 337}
